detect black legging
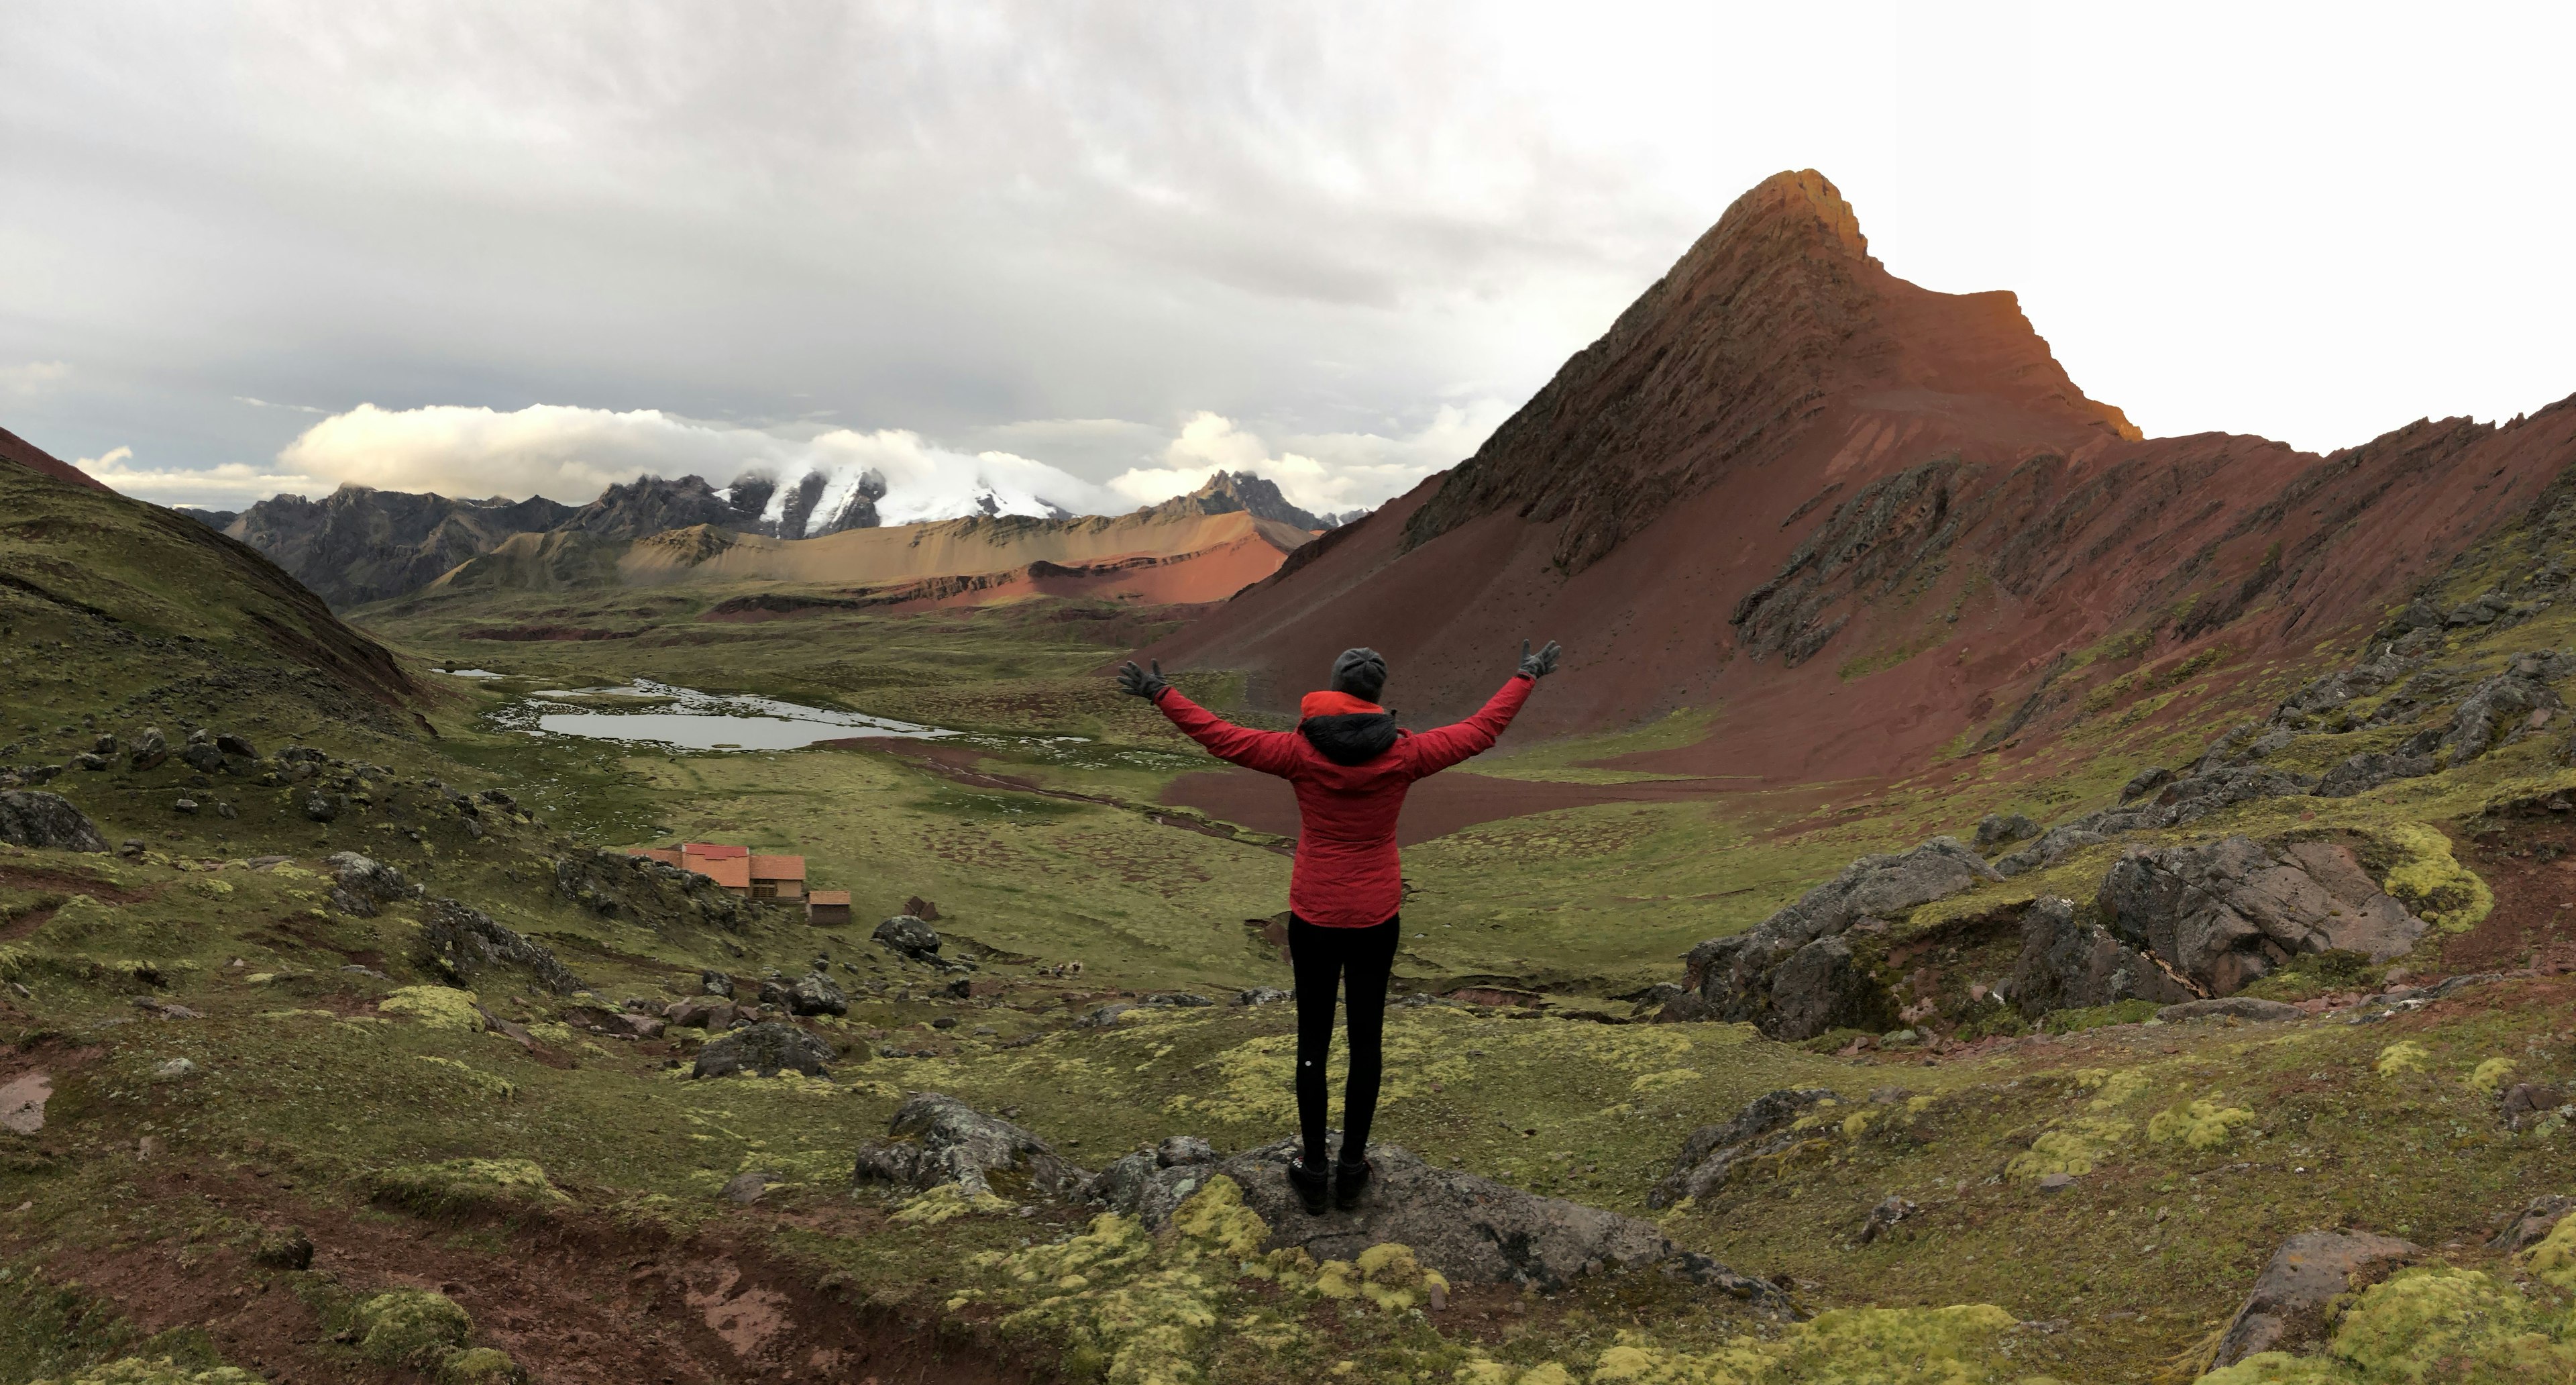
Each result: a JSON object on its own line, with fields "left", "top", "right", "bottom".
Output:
{"left": 1287, "top": 914, "right": 1400, "bottom": 1168}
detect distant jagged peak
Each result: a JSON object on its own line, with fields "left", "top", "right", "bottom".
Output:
{"left": 1730, "top": 168, "right": 1870, "bottom": 263}
{"left": 1140, "top": 470, "right": 1326, "bottom": 531}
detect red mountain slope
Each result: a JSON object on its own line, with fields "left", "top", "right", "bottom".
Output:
{"left": 0, "top": 424, "right": 113, "bottom": 491}
{"left": 1142, "top": 170, "right": 2576, "bottom": 786}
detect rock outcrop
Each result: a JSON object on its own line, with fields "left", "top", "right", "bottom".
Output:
{"left": 0, "top": 790, "right": 108, "bottom": 852}
{"left": 2102, "top": 836, "right": 2426, "bottom": 996}
{"left": 2209, "top": 1231, "right": 2418, "bottom": 1368}
{"left": 1084, "top": 1135, "right": 1226, "bottom": 1226}
{"left": 851, "top": 1093, "right": 1089, "bottom": 1200}
{"left": 2005, "top": 896, "right": 2196, "bottom": 1017}
{"left": 415, "top": 897, "right": 584, "bottom": 994}
{"left": 1674, "top": 838, "right": 1994, "bottom": 1037}
{"left": 1209, "top": 1137, "right": 1784, "bottom": 1301}
{"left": 1648, "top": 1089, "right": 1838, "bottom": 1210}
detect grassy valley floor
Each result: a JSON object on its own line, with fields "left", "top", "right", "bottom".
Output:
{"left": 9, "top": 573, "right": 2576, "bottom": 1383}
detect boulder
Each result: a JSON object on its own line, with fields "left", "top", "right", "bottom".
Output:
{"left": 1680, "top": 837, "right": 1996, "bottom": 1038}
{"left": 179, "top": 742, "right": 225, "bottom": 774}
{"left": 2008, "top": 896, "right": 2196, "bottom": 1019}
{"left": 1075, "top": 1003, "right": 1136, "bottom": 1029}
{"left": 851, "top": 1092, "right": 1088, "bottom": 1199}
{"left": 2500, "top": 1082, "right": 2567, "bottom": 1134}
{"left": 128, "top": 727, "right": 168, "bottom": 771}
{"left": 1766, "top": 937, "right": 1891, "bottom": 1039}
{"left": 693, "top": 1021, "right": 834, "bottom": 1079}
{"left": 2210, "top": 1231, "right": 2417, "bottom": 1368}
{"left": 1236, "top": 986, "right": 1290, "bottom": 1007}
{"left": 1858, "top": 1196, "right": 1919, "bottom": 1245}
{"left": 786, "top": 971, "right": 848, "bottom": 1017}
{"left": 1085, "top": 1151, "right": 1225, "bottom": 1227}
{"left": 2155, "top": 997, "right": 2304, "bottom": 1024}
{"left": 873, "top": 914, "right": 941, "bottom": 960}
{"left": 1973, "top": 813, "right": 2038, "bottom": 850}
{"left": 2488, "top": 1194, "right": 2575, "bottom": 1250}
{"left": 1144, "top": 991, "right": 1215, "bottom": 1008}
{"left": 1157, "top": 1135, "right": 1217, "bottom": 1166}
{"left": 215, "top": 731, "right": 260, "bottom": 759}
{"left": 701, "top": 969, "right": 735, "bottom": 997}
{"left": 1216, "top": 1138, "right": 1782, "bottom": 1298}
{"left": 323, "top": 852, "right": 419, "bottom": 917}
{"left": 0, "top": 790, "right": 109, "bottom": 852}
{"left": 415, "top": 897, "right": 584, "bottom": 994}
{"left": 303, "top": 793, "right": 340, "bottom": 823}
{"left": 1649, "top": 1089, "right": 1837, "bottom": 1209}
{"left": 665, "top": 998, "right": 738, "bottom": 1031}
{"left": 2102, "top": 836, "right": 2427, "bottom": 996}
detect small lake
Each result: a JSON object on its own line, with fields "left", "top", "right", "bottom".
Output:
{"left": 498, "top": 680, "right": 955, "bottom": 751}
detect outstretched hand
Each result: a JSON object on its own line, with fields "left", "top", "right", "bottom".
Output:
{"left": 1517, "top": 639, "right": 1562, "bottom": 678}
{"left": 1117, "top": 659, "right": 1171, "bottom": 700}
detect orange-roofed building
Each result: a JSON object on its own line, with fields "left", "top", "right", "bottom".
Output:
{"left": 683, "top": 842, "right": 748, "bottom": 859}
{"left": 749, "top": 855, "right": 806, "bottom": 901}
{"left": 806, "top": 890, "right": 851, "bottom": 926}
{"left": 686, "top": 852, "right": 751, "bottom": 891}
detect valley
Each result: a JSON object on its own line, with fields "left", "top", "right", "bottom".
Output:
{"left": 8, "top": 170, "right": 2576, "bottom": 1385}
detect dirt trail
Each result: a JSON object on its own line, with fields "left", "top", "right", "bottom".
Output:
{"left": 10, "top": 1168, "right": 1035, "bottom": 1385}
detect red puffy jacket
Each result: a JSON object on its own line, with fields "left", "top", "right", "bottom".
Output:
{"left": 1149, "top": 674, "right": 1535, "bottom": 925}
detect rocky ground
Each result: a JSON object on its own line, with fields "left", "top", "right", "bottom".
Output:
{"left": 15, "top": 468, "right": 2576, "bottom": 1384}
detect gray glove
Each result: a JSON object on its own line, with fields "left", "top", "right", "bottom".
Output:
{"left": 1517, "top": 639, "right": 1562, "bottom": 678}
{"left": 1117, "top": 660, "right": 1170, "bottom": 700}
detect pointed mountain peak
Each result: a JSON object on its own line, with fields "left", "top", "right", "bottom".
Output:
{"left": 1725, "top": 168, "right": 1871, "bottom": 262}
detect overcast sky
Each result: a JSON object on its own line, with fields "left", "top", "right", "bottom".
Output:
{"left": 6, "top": 1, "right": 2573, "bottom": 515}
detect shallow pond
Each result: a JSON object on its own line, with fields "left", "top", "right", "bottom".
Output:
{"left": 496, "top": 680, "right": 955, "bottom": 750}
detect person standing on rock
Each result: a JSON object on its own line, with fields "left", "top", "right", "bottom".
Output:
{"left": 1117, "top": 639, "right": 1562, "bottom": 1213}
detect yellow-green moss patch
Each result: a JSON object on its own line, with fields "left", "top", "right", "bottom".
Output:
{"left": 378, "top": 986, "right": 483, "bottom": 1032}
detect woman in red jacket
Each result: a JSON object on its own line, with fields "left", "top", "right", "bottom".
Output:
{"left": 1118, "top": 640, "right": 1560, "bottom": 1213}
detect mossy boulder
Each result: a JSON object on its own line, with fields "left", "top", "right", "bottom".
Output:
{"left": 352, "top": 1289, "right": 472, "bottom": 1367}
{"left": 370, "top": 1158, "right": 570, "bottom": 1216}
{"left": 435, "top": 1347, "right": 525, "bottom": 1385}
{"left": 378, "top": 986, "right": 484, "bottom": 1032}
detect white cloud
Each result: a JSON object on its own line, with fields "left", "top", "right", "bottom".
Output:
{"left": 1, "top": 361, "right": 72, "bottom": 397}
{"left": 253, "top": 399, "right": 1492, "bottom": 527}
{"left": 271, "top": 402, "right": 1124, "bottom": 528}
{"left": 73, "top": 444, "right": 320, "bottom": 509}
{"left": 233, "top": 395, "right": 328, "bottom": 414}
{"left": 1106, "top": 403, "right": 1511, "bottom": 515}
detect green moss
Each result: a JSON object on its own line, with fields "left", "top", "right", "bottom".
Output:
{"left": 435, "top": 1347, "right": 525, "bottom": 1385}
{"left": 370, "top": 1159, "right": 569, "bottom": 1217}
{"left": 2374, "top": 1041, "right": 2428, "bottom": 1076}
{"left": 2196, "top": 1265, "right": 2576, "bottom": 1383}
{"left": 379, "top": 986, "right": 484, "bottom": 1031}
{"left": 414, "top": 1056, "right": 517, "bottom": 1100}
{"left": 352, "top": 1290, "right": 471, "bottom": 1368}
{"left": 30, "top": 1359, "right": 266, "bottom": 1385}
{"left": 2147, "top": 1100, "right": 2257, "bottom": 1151}
{"left": 2039, "top": 999, "right": 2159, "bottom": 1034}
{"left": 2374, "top": 823, "right": 2493, "bottom": 932}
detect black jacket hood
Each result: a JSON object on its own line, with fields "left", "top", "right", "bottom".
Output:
{"left": 1299, "top": 712, "right": 1400, "bottom": 766}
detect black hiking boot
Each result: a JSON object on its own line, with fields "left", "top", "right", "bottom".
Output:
{"left": 1286, "top": 1152, "right": 1331, "bottom": 1215}
{"left": 1334, "top": 1156, "right": 1373, "bottom": 1211}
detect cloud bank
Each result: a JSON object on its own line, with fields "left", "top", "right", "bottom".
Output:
{"left": 245, "top": 400, "right": 1493, "bottom": 531}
